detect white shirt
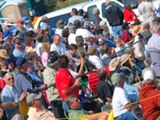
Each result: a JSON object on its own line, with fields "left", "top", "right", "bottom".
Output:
{"left": 112, "top": 87, "right": 130, "bottom": 117}
{"left": 68, "top": 33, "right": 76, "bottom": 45}
{"left": 133, "top": 36, "right": 145, "bottom": 58}
{"left": 88, "top": 55, "right": 104, "bottom": 69}
{"left": 36, "top": 43, "right": 42, "bottom": 57}
{"left": 50, "top": 42, "right": 66, "bottom": 55}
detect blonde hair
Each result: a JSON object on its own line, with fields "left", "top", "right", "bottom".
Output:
{"left": 42, "top": 42, "right": 50, "bottom": 54}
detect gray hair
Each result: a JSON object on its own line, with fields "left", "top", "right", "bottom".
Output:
{"left": 150, "top": 17, "right": 160, "bottom": 33}
{"left": 4, "top": 72, "right": 14, "bottom": 81}
{"left": 93, "top": 7, "right": 99, "bottom": 15}
{"left": 65, "top": 95, "right": 76, "bottom": 108}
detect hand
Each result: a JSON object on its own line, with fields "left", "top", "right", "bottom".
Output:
{"left": 0, "top": 108, "right": 3, "bottom": 119}
{"left": 74, "top": 78, "right": 81, "bottom": 86}
{"left": 10, "top": 102, "right": 17, "bottom": 108}
{"left": 39, "top": 84, "right": 47, "bottom": 90}
{"left": 19, "top": 92, "right": 27, "bottom": 101}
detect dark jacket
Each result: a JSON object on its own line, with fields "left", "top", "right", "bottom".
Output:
{"left": 105, "top": 5, "right": 124, "bottom": 26}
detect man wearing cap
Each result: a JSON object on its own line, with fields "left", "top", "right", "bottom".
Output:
{"left": 55, "top": 19, "right": 66, "bottom": 37}
{"left": 139, "top": 68, "right": 160, "bottom": 120}
{"left": 1, "top": 72, "right": 27, "bottom": 119}
{"left": 12, "top": 38, "right": 25, "bottom": 59}
{"left": 111, "top": 72, "right": 136, "bottom": 120}
{"left": 22, "top": 16, "right": 33, "bottom": 32}
{"left": 26, "top": 93, "right": 56, "bottom": 120}
{"left": 13, "top": 19, "right": 27, "bottom": 44}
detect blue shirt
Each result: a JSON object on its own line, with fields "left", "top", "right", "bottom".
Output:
{"left": 12, "top": 48, "right": 25, "bottom": 58}
{"left": 1, "top": 85, "right": 20, "bottom": 119}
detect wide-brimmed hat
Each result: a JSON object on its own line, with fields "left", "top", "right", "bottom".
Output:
{"left": 120, "top": 53, "right": 131, "bottom": 66}
{"left": 0, "top": 49, "right": 9, "bottom": 59}
{"left": 132, "top": 25, "right": 143, "bottom": 36}
{"left": 56, "top": 19, "right": 66, "bottom": 29}
{"left": 109, "top": 57, "right": 121, "bottom": 71}
{"left": 26, "top": 47, "right": 36, "bottom": 53}
{"left": 26, "top": 93, "right": 42, "bottom": 106}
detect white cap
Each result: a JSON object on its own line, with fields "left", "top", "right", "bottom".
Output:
{"left": 143, "top": 69, "right": 155, "bottom": 81}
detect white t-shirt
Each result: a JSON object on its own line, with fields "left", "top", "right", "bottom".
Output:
{"left": 88, "top": 55, "right": 104, "bottom": 69}
{"left": 50, "top": 42, "right": 67, "bottom": 55}
{"left": 68, "top": 33, "right": 76, "bottom": 45}
{"left": 112, "top": 87, "right": 130, "bottom": 117}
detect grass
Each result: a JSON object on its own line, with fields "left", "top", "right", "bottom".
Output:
{"left": 55, "top": 0, "right": 88, "bottom": 10}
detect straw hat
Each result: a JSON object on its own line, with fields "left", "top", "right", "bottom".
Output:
{"left": 0, "top": 49, "right": 9, "bottom": 59}
{"left": 26, "top": 47, "right": 36, "bottom": 53}
{"left": 109, "top": 57, "right": 121, "bottom": 71}
{"left": 132, "top": 25, "right": 143, "bottom": 36}
{"left": 120, "top": 54, "right": 131, "bottom": 66}
{"left": 56, "top": 19, "right": 66, "bottom": 29}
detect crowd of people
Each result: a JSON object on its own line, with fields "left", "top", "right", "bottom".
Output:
{"left": 0, "top": 0, "right": 159, "bottom": 120}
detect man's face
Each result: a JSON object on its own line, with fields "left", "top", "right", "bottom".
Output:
{"left": 54, "top": 35, "right": 61, "bottom": 45}
{"left": 6, "top": 74, "right": 14, "bottom": 86}
{"left": 70, "top": 97, "right": 80, "bottom": 110}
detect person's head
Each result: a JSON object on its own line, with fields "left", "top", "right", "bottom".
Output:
{"left": 76, "top": 36, "right": 84, "bottom": 47}
{"left": 42, "top": 41, "right": 50, "bottom": 54}
{"left": 56, "top": 19, "right": 66, "bottom": 29}
{"left": 53, "top": 34, "right": 61, "bottom": 45}
{"left": 122, "top": 22, "right": 129, "bottom": 30}
{"left": 2, "top": 42, "right": 12, "bottom": 53}
{"left": 25, "top": 31, "right": 35, "bottom": 46}
{"left": 93, "top": 7, "right": 100, "bottom": 15}
{"left": 57, "top": 55, "right": 69, "bottom": 68}
{"left": 114, "top": 37, "right": 122, "bottom": 47}
{"left": 41, "top": 16, "right": 48, "bottom": 23}
{"left": 36, "top": 35, "right": 44, "bottom": 43}
{"left": 4, "top": 73, "right": 14, "bottom": 87}
{"left": 48, "top": 51, "right": 59, "bottom": 69}
{"left": 83, "top": 12, "right": 89, "bottom": 20}
{"left": 98, "top": 68, "right": 107, "bottom": 81}
{"left": 65, "top": 95, "right": 80, "bottom": 110}
{"left": 124, "top": 4, "right": 132, "bottom": 11}
{"left": 17, "top": 19, "right": 24, "bottom": 28}
{"left": 143, "top": 23, "right": 150, "bottom": 31}
{"left": 26, "top": 93, "right": 42, "bottom": 109}
{"left": 142, "top": 67, "right": 155, "bottom": 84}
{"left": 69, "top": 26, "right": 77, "bottom": 34}
{"left": 101, "top": 44, "right": 110, "bottom": 55}
{"left": 150, "top": 17, "right": 160, "bottom": 34}
{"left": 71, "top": 8, "right": 78, "bottom": 16}
{"left": 111, "top": 72, "right": 126, "bottom": 87}
{"left": 87, "top": 46, "right": 97, "bottom": 56}
{"left": 67, "top": 44, "right": 77, "bottom": 56}
{"left": 14, "top": 38, "right": 21, "bottom": 49}
{"left": 106, "top": 0, "right": 112, "bottom": 6}
{"left": 16, "top": 58, "right": 30, "bottom": 72}
{"left": 74, "top": 20, "right": 81, "bottom": 29}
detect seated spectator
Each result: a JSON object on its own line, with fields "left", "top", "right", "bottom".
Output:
{"left": 26, "top": 93, "right": 56, "bottom": 120}
{"left": 88, "top": 46, "right": 104, "bottom": 69}
{"left": 139, "top": 68, "right": 160, "bottom": 120}
{"left": 1, "top": 73, "right": 27, "bottom": 119}
{"left": 111, "top": 72, "right": 137, "bottom": 120}
{"left": 97, "top": 68, "right": 113, "bottom": 103}
{"left": 101, "top": 44, "right": 111, "bottom": 66}
{"left": 65, "top": 95, "right": 108, "bottom": 120}
{"left": 121, "top": 23, "right": 133, "bottom": 45}
{"left": 50, "top": 34, "right": 66, "bottom": 55}
{"left": 12, "top": 38, "right": 25, "bottom": 58}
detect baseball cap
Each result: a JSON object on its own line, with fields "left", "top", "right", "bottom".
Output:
{"left": 26, "top": 93, "right": 42, "bottom": 106}
{"left": 15, "top": 58, "right": 27, "bottom": 67}
{"left": 142, "top": 68, "right": 155, "bottom": 82}
{"left": 111, "top": 72, "right": 125, "bottom": 86}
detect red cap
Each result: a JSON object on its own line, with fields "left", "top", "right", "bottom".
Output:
{"left": 17, "top": 19, "right": 23, "bottom": 24}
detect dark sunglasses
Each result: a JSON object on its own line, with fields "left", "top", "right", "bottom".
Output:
{"left": 8, "top": 77, "right": 14, "bottom": 81}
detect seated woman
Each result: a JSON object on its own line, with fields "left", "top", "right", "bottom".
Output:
{"left": 65, "top": 95, "right": 108, "bottom": 120}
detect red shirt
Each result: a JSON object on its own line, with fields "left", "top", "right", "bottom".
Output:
{"left": 123, "top": 9, "right": 138, "bottom": 23}
{"left": 139, "top": 84, "right": 160, "bottom": 120}
{"left": 55, "top": 68, "right": 79, "bottom": 100}
{"left": 121, "top": 30, "right": 132, "bottom": 44}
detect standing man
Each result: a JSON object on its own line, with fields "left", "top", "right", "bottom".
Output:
{"left": 105, "top": 0, "right": 124, "bottom": 38}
